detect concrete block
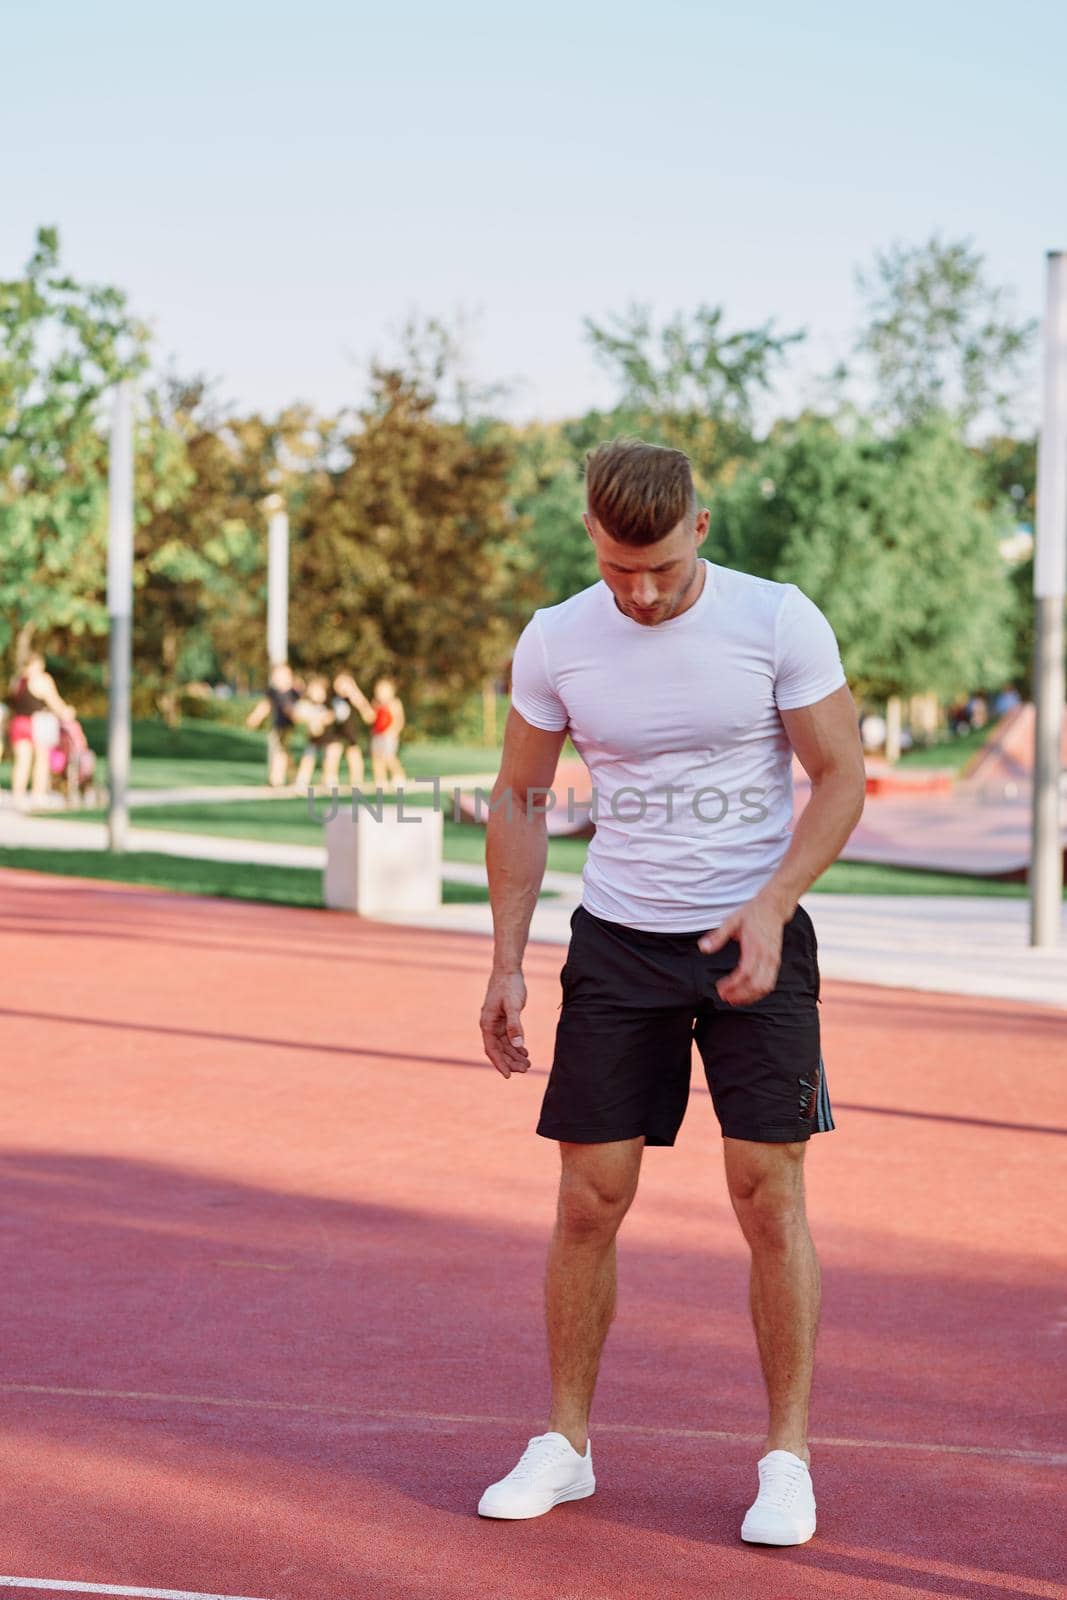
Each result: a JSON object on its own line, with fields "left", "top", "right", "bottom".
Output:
{"left": 323, "top": 800, "right": 442, "bottom": 915}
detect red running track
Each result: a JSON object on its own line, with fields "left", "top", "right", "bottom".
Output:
{"left": 0, "top": 868, "right": 1064, "bottom": 1600}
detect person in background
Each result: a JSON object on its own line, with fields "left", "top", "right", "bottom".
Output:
{"left": 948, "top": 699, "right": 972, "bottom": 737}
{"left": 6, "top": 652, "right": 74, "bottom": 808}
{"left": 965, "top": 693, "right": 988, "bottom": 731}
{"left": 246, "top": 662, "right": 302, "bottom": 787}
{"left": 992, "top": 683, "right": 1022, "bottom": 719}
{"left": 369, "top": 677, "right": 406, "bottom": 787}
{"left": 327, "top": 672, "right": 375, "bottom": 789}
{"left": 859, "top": 710, "right": 887, "bottom": 754}
{"left": 293, "top": 674, "right": 336, "bottom": 790}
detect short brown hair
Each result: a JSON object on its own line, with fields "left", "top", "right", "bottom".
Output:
{"left": 585, "top": 438, "right": 697, "bottom": 546}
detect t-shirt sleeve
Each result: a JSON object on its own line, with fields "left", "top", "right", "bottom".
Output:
{"left": 773, "top": 585, "right": 848, "bottom": 711}
{"left": 509, "top": 613, "right": 569, "bottom": 731}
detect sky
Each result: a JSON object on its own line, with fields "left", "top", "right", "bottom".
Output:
{"left": 4, "top": 0, "right": 1064, "bottom": 426}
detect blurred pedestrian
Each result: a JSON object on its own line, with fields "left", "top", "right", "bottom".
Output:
{"left": 859, "top": 710, "right": 886, "bottom": 753}
{"left": 948, "top": 699, "right": 972, "bottom": 737}
{"left": 369, "top": 677, "right": 406, "bottom": 787}
{"left": 5, "top": 652, "right": 74, "bottom": 807}
{"left": 246, "top": 663, "right": 302, "bottom": 787}
{"left": 992, "top": 684, "right": 1021, "bottom": 719}
{"left": 294, "top": 675, "right": 336, "bottom": 789}
{"left": 327, "top": 672, "right": 375, "bottom": 788}
{"left": 966, "top": 693, "right": 988, "bottom": 730}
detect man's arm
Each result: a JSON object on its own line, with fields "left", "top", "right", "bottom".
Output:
{"left": 759, "top": 684, "right": 867, "bottom": 918}
{"left": 480, "top": 706, "right": 568, "bottom": 1078}
{"left": 698, "top": 684, "right": 865, "bottom": 1004}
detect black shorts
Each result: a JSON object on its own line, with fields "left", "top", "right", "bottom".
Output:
{"left": 537, "top": 902, "right": 834, "bottom": 1147}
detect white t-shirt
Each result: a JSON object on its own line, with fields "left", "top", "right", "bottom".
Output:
{"left": 509, "top": 558, "right": 847, "bottom": 931}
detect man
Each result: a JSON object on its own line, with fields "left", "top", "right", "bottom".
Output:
{"left": 477, "top": 440, "right": 865, "bottom": 1546}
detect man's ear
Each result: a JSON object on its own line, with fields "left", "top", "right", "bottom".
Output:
{"left": 582, "top": 512, "right": 594, "bottom": 542}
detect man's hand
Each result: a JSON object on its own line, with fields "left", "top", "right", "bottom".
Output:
{"left": 480, "top": 970, "right": 531, "bottom": 1078}
{"left": 696, "top": 892, "right": 790, "bottom": 1006}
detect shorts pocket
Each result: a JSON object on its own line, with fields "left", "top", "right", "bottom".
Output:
{"left": 798, "top": 906, "right": 821, "bottom": 1003}
{"left": 780, "top": 907, "right": 819, "bottom": 1004}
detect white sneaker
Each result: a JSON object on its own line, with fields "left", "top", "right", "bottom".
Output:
{"left": 740, "top": 1450, "right": 817, "bottom": 1545}
{"left": 477, "top": 1431, "right": 595, "bottom": 1519}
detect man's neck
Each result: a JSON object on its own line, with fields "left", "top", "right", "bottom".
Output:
{"left": 612, "top": 556, "right": 706, "bottom": 623}
{"left": 676, "top": 557, "right": 707, "bottom": 617}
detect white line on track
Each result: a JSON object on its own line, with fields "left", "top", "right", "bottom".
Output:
{"left": 0, "top": 1581, "right": 271, "bottom": 1600}
{"left": 3, "top": 1379, "right": 1063, "bottom": 1466}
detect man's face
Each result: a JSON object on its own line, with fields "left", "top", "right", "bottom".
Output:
{"left": 584, "top": 508, "right": 710, "bottom": 626}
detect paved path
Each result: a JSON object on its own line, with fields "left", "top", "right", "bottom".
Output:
{"left": 0, "top": 804, "right": 327, "bottom": 869}
{"left": 381, "top": 887, "right": 1067, "bottom": 1010}
{"left": 1, "top": 806, "right": 1064, "bottom": 1008}
{"left": 116, "top": 777, "right": 505, "bottom": 806}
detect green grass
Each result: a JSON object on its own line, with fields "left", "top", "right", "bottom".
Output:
{"left": 0, "top": 846, "right": 324, "bottom": 906}
{"left": 813, "top": 859, "right": 1059, "bottom": 898}
{"left": 7, "top": 709, "right": 993, "bottom": 797}
{"left": 80, "top": 716, "right": 265, "bottom": 764}
{"left": 400, "top": 743, "right": 502, "bottom": 778}
{"left": 0, "top": 846, "right": 507, "bottom": 908}
{"left": 53, "top": 792, "right": 439, "bottom": 840}
{"left": 48, "top": 792, "right": 593, "bottom": 875}
{"left": 896, "top": 724, "right": 993, "bottom": 771}
{"left": 439, "top": 818, "right": 590, "bottom": 876}
{"left": 73, "top": 716, "right": 276, "bottom": 790}
{"left": 44, "top": 717, "right": 503, "bottom": 791}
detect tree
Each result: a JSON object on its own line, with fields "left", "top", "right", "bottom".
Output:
{"left": 0, "top": 226, "right": 148, "bottom": 665}
{"left": 854, "top": 236, "right": 1037, "bottom": 433}
{"left": 290, "top": 344, "right": 535, "bottom": 734}
{"left": 969, "top": 434, "right": 1039, "bottom": 696}
{"left": 973, "top": 433, "right": 1036, "bottom": 523}
{"left": 711, "top": 414, "right": 1015, "bottom": 702}
{"left": 133, "top": 380, "right": 326, "bottom": 716}
{"left": 508, "top": 423, "right": 597, "bottom": 606}
{"left": 583, "top": 303, "right": 804, "bottom": 488}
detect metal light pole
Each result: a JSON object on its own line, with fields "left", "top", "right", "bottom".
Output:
{"left": 266, "top": 497, "right": 290, "bottom": 667}
{"left": 107, "top": 380, "right": 135, "bottom": 853}
{"left": 1029, "top": 251, "right": 1067, "bottom": 947}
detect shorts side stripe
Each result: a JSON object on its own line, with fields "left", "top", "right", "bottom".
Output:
{"left": 817, "top": 1060, "right": 835, "bottom": 1132}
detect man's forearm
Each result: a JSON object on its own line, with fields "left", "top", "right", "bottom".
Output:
{"left": 486, "top": 798, "right": 548, "bottom": 975}
{"left": 758, "top": 771, "right": 865, "bottom": 920}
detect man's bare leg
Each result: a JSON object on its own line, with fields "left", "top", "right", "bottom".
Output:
{"left": 546, "top": 1136, "right": 643, "bottom": 1454}
{"left": 724, "top": 1138, "right": 820, "bottom": 1463}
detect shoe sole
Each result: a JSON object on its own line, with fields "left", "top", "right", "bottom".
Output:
{"left": 741, "top": 1521, "right": 816, "bottom": 1546}
{"left": 477, "top": 1480, "right": 596, "bottom": 1520}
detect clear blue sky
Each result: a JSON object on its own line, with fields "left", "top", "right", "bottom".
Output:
{"left": 4, "top": 0, "right": 1062, "bottom": 424}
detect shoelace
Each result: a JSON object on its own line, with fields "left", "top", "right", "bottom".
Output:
{"left": 757, "top": 1459, "right": 807, "bottom": 1509}
{"left": 509, "top": 1435, "right": 574, "bottom": 1480}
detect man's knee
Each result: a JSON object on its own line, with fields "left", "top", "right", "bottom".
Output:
{"left": 556, "top": 1139, "right": 642, "bottom": 1240}
{"left": 725, "top": 1140, "right": 809, "bottom": 1253}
